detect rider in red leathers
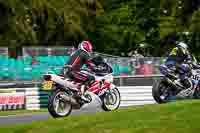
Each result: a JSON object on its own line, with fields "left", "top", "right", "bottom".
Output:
{"left": 63, "top": 40, "right": 96, "bottom": 102}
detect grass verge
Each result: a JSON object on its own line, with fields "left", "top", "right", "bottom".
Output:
{"left": 1, "top": 100, "right": 200, "bottom": 133}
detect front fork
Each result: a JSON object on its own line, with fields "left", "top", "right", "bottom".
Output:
{"left": 96, "top": 83, "right": 116, "bottom": 104}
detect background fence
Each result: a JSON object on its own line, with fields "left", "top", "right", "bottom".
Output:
{"left": 119, "top": 86, "right": 155, "bottom": 107}
{"left": 0, "top": 76, "right": 160, "bottom": 110}
{"left": 0, "top": 85, "right": 155, "bottom": 110}
{"left": 0, "top": 47, "right": 161, "bottom": 111}
{"left": 26, "top": 86, "right": 155, "bottom": 110}
{"left": 0, "top": 47, "right": 8, "bottom": 57}
{"left": 0, "top": 46, "right": 166, "bottom": 82}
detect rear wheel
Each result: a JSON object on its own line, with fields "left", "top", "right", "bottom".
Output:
{"left": 48, "top": 89, "right": 72, "bottom": 118}
{"left": 102, "top": 87, "right": 121, "bottom": 111}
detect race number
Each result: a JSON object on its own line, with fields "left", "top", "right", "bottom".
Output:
{"left": 42, "top": 81, "right": 53, "bottom": 90}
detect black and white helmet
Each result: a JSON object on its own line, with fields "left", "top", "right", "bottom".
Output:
{"left": 177, "top": 42, "right": 188, "bottom": 49}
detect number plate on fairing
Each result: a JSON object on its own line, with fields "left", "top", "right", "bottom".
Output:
{"left": 42, "top": 81, "right": 53, "bottom": 90}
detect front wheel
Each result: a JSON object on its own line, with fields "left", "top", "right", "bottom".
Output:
{"left": 101, "top": 87, "right": 121, "bottom": 111}
{"left": 48, "top": 89, "right": 72, "bottom": 118}
{"left": 152, "top": 79, "right": 171, "bottom": 104}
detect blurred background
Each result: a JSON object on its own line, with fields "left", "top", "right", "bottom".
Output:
{"left": 0, "top": 0, "right": 199, "bottom": 81}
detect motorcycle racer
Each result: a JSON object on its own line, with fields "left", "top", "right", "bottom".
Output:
{"left": 160, "top": 42, "right": 195, "bottom": 88}
{"left": 62, "top": 40, "right": 97, "bottom": 102}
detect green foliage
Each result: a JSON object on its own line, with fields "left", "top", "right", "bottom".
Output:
{"left": 1, "top": 0, "right": 200, "bottom": 56}
{"left": 0, "top": 0, "right": 100, "bottom": 47}
{"left": 95, "top": 0, "right": 200, "bottom": 56}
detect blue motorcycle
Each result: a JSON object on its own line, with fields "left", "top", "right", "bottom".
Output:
{"left": 152, "top": 63, "right": 200, "bottom": 104}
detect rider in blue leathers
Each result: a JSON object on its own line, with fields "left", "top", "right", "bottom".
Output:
{"left": 160, "top": 42, "right": 199, "bottom": 88}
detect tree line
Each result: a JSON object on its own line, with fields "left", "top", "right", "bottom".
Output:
{"left": 0, "top": 0, "right": 200, "bottom": 58}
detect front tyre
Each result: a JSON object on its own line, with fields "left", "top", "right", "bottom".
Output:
{"left": 152, "top": 79, "right": 169, "bottom": 104}
{"left": 48, "top": 89, "right": 72, "bottom": 118}
{"left": 102, "top": 87, "right": 121, "bottom": 111}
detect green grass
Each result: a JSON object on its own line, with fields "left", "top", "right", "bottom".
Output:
{"left": 0, "top": 90, "right": 16, "bottom": 93}
{"left": 1, "top": 100, "right": 200, "bottom": 133}
{"left": 0, "top": 109, "right": 47, "bottom": 116}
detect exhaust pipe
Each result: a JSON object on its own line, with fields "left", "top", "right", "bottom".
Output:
{"left": 61, "top": 94, "right": 78, "bottom": 105}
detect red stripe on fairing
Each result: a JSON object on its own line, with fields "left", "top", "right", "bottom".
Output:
{"left": 90, "top": 80, "right": 100, "bottom": 87}
{"left": 72, "top": 56, "right": 81, "bottom": 67}
{"left": 101, "top": 82, "right": 110, "bottom": 89}
{"left": 88, "top": 80, "right": 100, "bottom": 92}
{"left": 96, "top": 82, "right": 110, "bottom": 93}
{"left": 88, "top": 81, "right": 111, "bottom": 93}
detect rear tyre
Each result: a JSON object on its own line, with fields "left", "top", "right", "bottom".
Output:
{"left": 48, "top": 89, "right": 72, "bottom": 118}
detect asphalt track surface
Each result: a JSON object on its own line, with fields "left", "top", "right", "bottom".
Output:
{"left": 0, "top": 100, "right": 126, "bottom": 126}
{"left": 0, "top": 106, "right": 104, "bottom": 126}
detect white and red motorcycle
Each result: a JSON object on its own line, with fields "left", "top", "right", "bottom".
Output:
{"left": 42, "top": 57, "right": 121, "bottom": 118}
